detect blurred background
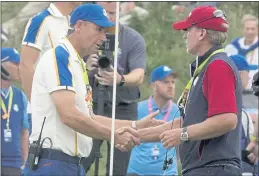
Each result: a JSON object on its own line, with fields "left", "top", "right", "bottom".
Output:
{"left": 1, "top": 1, "right": 258, "bottom": 175}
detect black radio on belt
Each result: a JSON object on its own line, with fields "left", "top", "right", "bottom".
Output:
{"left": 27, "top": 117, "right": 46, "bottom": 170}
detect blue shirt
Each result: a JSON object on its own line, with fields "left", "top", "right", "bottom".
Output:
{"left": 1, "top": 86, "right": 29, "bottom": 168}
{"left": 127, "top": 97, "right": 180, "bottom": 175}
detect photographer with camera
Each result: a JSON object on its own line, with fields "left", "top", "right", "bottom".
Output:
{"left": 82, "top": 2, "right": 146, "bottom": 176}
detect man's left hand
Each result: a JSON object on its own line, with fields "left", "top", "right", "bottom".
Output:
{"left": 136, "top": 110, "right": 164, "bottom": 129}
{"left": 95, "top": 67, "right": 122, "bottom": 86}
{"left": 160, "top": 128, "right": 182, "bottom": 148}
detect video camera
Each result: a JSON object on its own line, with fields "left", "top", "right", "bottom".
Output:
{"left": 98, "top": 33, "right": 115, "bottom": 69}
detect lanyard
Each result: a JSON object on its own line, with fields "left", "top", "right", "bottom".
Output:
{"left": 148, "top": 96, "right": 173, "bottom": 122}
{"left": 1, "top": 87, "right": 13, "bottom": 130}
{"left": 178, "top": 49, "right": 225, "bottom": 111}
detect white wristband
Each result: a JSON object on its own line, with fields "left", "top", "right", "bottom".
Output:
{"left": 131, "top": 121, "right": 137, "bottom": 129}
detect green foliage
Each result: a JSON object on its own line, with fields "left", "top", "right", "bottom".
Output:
{"left": 1, "top": 2, "right": 28, "bottom": 22}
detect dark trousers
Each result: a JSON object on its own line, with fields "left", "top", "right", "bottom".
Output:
{"left": 183, "top": 165, "right": 242, "bottom": 176}
{"left": 1, "top": 166, "right": 21, "bottom": 176}
{"left": 82, "top": 102, "right": 137, "bottom": 176}
{"left": 23, "top": 149, "right": 86, "bottom": 176}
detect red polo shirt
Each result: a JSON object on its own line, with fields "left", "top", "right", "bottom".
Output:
{"left": 203, "top": 60, "right": 238, "bottom": 117}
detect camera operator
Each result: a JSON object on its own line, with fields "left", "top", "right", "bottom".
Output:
{"left": 82, "top": 2, "right": 146, "bottom": 176}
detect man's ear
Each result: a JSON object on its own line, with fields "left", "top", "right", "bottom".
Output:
{"left": 74, "top": 20, "right": 84, "bottom": 32}
{"left": 199, "top": 29, "right": 207, "bottom": 41}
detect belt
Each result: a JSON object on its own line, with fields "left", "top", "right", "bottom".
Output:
{"left": 40, "top": 148, "right": 85, "bottom": 165}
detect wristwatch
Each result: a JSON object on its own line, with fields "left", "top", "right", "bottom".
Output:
{"left": 180, "top": 127, "right": 189, "bottom": 142}
{"left": 119, "top": 74, "right": 125, "bottom": 86}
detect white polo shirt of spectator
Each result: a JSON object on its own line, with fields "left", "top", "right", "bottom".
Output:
{"left": 30, "top": 38, "right": 93, "bottom": 158}
{"left": 22, "top": 3, "right": 69, "bottom": 66}
{"left": 225, "top": 37, "right": 258, "bottom": 90}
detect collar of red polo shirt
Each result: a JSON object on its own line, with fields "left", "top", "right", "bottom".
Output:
{"left": 172, "top": 6, "right": 229, "bottom": 32}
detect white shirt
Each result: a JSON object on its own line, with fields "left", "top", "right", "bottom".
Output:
{"left": 225, "top": 37, "right": 258, "bottom": 90}
{"left": 30, "top": 38, "right": 93, "bottom": 157}
{"left": 22, "top": 3, "right": 69, "bottom": 66}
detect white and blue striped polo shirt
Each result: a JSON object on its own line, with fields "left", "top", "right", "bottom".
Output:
{"left": 22, "top": 3, "right": 69, "bottom": 65}
{"left": 30, "top": 38, "right": 93, "bottom": 158}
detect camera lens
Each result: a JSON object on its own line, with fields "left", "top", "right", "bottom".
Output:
{"left": 98, "top": 56, "right": 111, "bottom": 69}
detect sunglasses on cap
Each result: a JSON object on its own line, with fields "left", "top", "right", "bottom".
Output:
{"left": 191, "top": 9, "right": 227, "bottom": 26}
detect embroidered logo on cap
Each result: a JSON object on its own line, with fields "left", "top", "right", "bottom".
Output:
{"left": 103, "top": 9, "right": 108, "bottom": 17}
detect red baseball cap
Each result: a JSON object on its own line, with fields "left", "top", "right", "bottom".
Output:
{"left": 172, "top": 6, "right": 229, "bottom": 32}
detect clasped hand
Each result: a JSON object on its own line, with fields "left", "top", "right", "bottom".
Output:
{"left": 115, "top": 127, "right": 140, "bottom": 152}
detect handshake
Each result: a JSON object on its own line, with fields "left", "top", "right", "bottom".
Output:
{"left": 113, "top": 110, "right": 162, "bottom": 152}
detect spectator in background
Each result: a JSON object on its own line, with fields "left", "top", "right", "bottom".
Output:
{"left": 225, "top": 14, "right": 258, "bottom": 91}
{"left": 20, "top": 1, "right": 81, "bottom": 137}
{"left": 82, "top": 2, "right": 147, "bottom": 176}
{"left": 226, "top": 15, "right": 259, "bottom": 134}
{"left": 119, "top": 2, "right": 149, "bottom": 25}
{"left": 1, "top": 48, "right": 29, "bottom": 176}
{"left": 230, "top": 54, "right": 258, "bottom": 175}
{"left": 127, "top": 65, "right": 180, "bottom": 176}
{"left": 20, "top": 2, "right": 81, "bottom": 100}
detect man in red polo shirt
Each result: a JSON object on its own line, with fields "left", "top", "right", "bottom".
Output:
{"left": 134, "top": 6, "right": 243, "bottom": 176}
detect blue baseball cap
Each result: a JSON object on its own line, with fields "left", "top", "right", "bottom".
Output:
{"left": 150, "top": 65, "right": 177, "bottom": 83}
{"left": 1, "top": 48, "right": 20, "bottom": 64}
{"left": 70, "top": 4, "right": 115, "bottom": 28}
{"left": 230, "top": 54, "right": 258, "bottom": 71}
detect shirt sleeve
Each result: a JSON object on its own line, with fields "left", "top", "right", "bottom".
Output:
{"left": 44, "top": 46, "right": 75, "bottom": 93}
{"left": 21, "top": 91, "right": 29, "bottom": 129}
{"left": 203, "top": 60, "right": 238, "bottom": 117}
{"left": 22, "top": 12, "right": 49, "bottom": 50}
{"left": 127, "top": 32, "right": 146, "bottom": 71}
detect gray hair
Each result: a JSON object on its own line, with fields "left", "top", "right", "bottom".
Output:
{"left": 206, "top": 29, "right": 227, "bottom": 45}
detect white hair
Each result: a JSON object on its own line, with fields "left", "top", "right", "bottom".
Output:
{"left": 206, "top": 29, "right": 227, "bottom": 45}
